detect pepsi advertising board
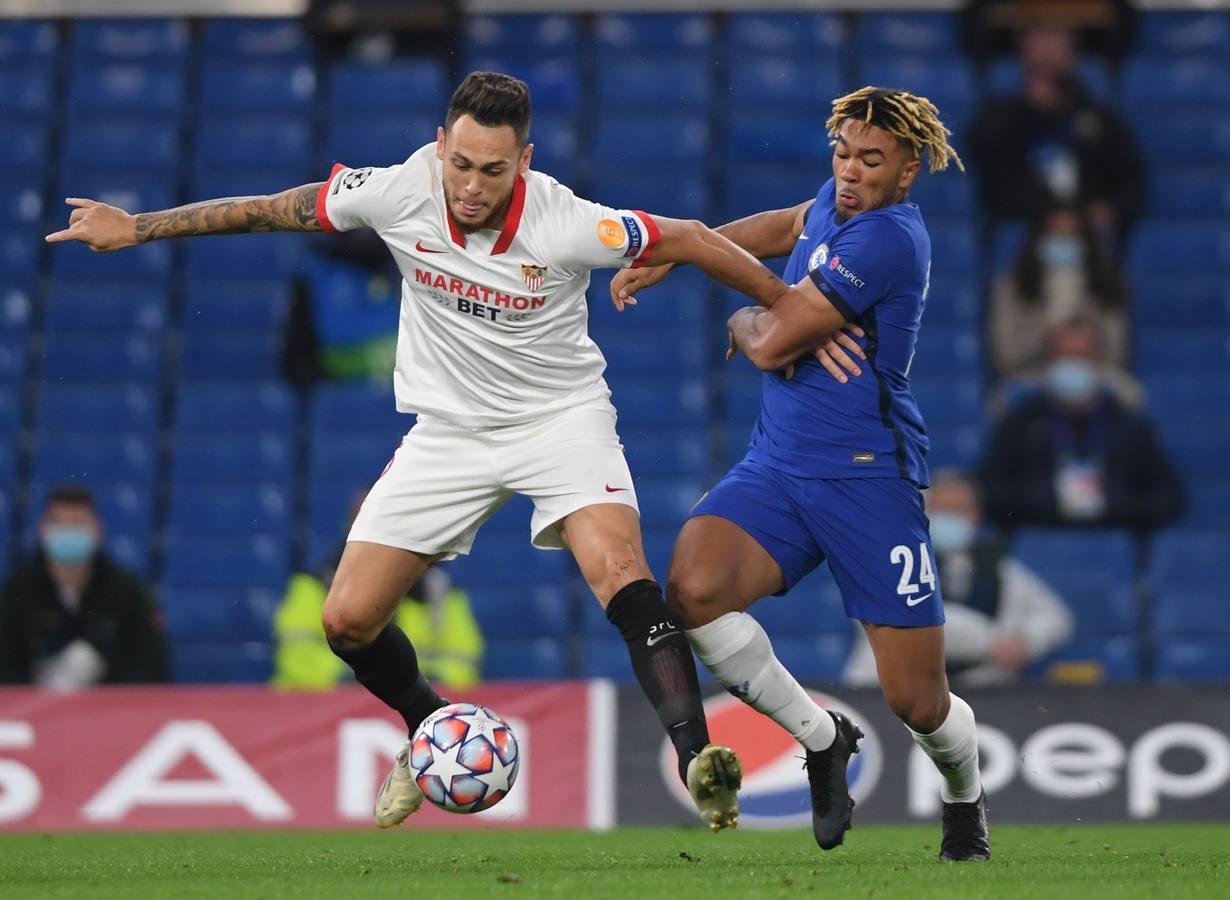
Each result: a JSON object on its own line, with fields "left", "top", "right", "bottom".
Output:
{"left": 622, "top": 686, "right": 1230, "bottom": 825}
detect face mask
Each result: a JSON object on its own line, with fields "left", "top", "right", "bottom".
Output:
{"left": 1048, "top": 358, "right": 1099, "bottom": 404}
{"left": 929, "top": 512, "right": 976, "bottom": 554}
{"left": 1038, "top": 234, "right": 1085, "bottom": 269}
{"left": 42, "top": 526, "right": 97, "bottom": 565}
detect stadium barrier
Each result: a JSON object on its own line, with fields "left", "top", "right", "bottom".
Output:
{"left": 0, "top": 683, "right": 1226, "bottom": 831}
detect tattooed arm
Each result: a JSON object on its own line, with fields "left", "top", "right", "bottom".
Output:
{"left": 45, "top": 183, "right": 325, "bottom": 252}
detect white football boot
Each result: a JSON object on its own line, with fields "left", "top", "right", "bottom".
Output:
{"left": 686, "top": 743, "right": 743, "bottom": 833}
{"left": 373, "top": 742, "right": 425, "bottom": 828}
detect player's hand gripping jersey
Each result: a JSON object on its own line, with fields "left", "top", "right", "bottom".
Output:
{"left": 749, "top": 177, "right": 933, "bottom": 485}
{"left": 316, "top": 144, "right": 659, "bottom": 427}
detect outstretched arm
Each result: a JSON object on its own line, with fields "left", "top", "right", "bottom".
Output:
{"left": 45, "top": 182, "right": 325, "bottom": 252}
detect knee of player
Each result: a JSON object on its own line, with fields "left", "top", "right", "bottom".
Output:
{"left": 320, "top": 602, "right": 373, "bottom": 648}
{"left": 665, "top": 570, "right": 724, "bottom": 627}
{"left": 882, "top": 682, "right": 948, "bottom": 733}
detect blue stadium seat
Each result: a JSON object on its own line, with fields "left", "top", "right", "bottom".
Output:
{"left": 1012, "top": 528, "right": 1137, "bottom": 584}
{"left": 0, "top": 70, "right": 52, "bottom": 122}
{"left": 328, "top": 60, "right": 447, "bottom": 118}
{"left": 723, "top": 368, "right": 764, "bottom": 430}
{"left": 175, "top": 381, "right": 296, "bottom": 432}
{"left": 203, "top": 18, "right": 310, "bottom": 62}
{"left": 1142, "top": 375, "right": 1230, "bottom": 419}
{"left": 41, "top": 333, "right": 162, "bottom": 383}
{"left": 909, "top": 171, "right": 974, "bottom": 218}
{"left": 909, "top": 376, "right": 983, "bottom": 427}
{"left": 26, "top": 480, "right": 154, "bottom": 540}
{"left": 462, "top": 57, "right": 580, "bottom": 114}
{"left": 1133, "top": 11, "right": 1230, "bottom": 56}
{"left": 3, "top": 122, "right": 48, "bottom": 180}
{"left": 773, "top": 634, "right": 852, "bottom": 682}
{"left": 161, "top": 587, "right": 278, "bottom": 642}
{"left": 182, "top": 235, "right": 303, "bottom": 279}
{"left": 608, "top": 375, "right": 708, "bottom": 427}
{"left": 72, "top": 18, "right": 188, "bottom": 63}
{"left": 1033, "top": 636, "right": 1141, "bottom": 683}
{"left": 857, "top": 12, "right": 960, "bottom": 54}
{"left": 1153, "top": 584, "right": 1230, "bottom": 638}
{"left": 0, "top": 388, "right": 19, "bottom": 437}
{"left": 172, "top": 433, "right": 294, "bottom": 484}
{"left": 587, "top": 168, "right": 709, "bottom": 222}
{"left": 36, "top": 383, "right": 158, "bottom": 432}
{"left": 310, "top": 382, "right": 410, "bottom": 436}
{"left": 163, "top": 533, "right": 289, "bottom": 589}
{"left": 179, "top": 330, "right": 280, "bottom": 382}
{"left": 67, "top": 61, "right": 185, "bottom": 119}
{"left": 1149, "top": 168, "right": 1230, "bottom": 217}
{"left": 1122, "top": 58, "right": 1230, "bottom": 106}
{"left": 467, "top": 582, "right": 569, "bottom": 639}
{"left": 1136, "top": 331, "right": 1230, "bottom": 373}
{"left": 1040, "top": 576, "right": 1139, "bottom": 637}
{"left": 465, "top": 14, "right": 581, "bottom": 61}
{"left": 752, "top": 580, "right": 852, "bottom": 636}
{"left": 32, "top": 432, "right": 155, "bottom": 484}
{"left": 578, "top": 636, "right": 633, "bottom": 680}
{"left": 308, "top": 431, "right": 401, "bottom": 484}
{"left": 597, "top": 329, "right": 706, "bottom": 374}
{"left": 62, "top": 120, "right": 179, "bottom": 175}
{"left": 0, "top": 229, "right": 38, "bottom": 287}
{"left": 171, "top": 641, "right": 273, "bottom": 683}
{"left": 195, "top": 116, "right": 311, "bottom": 169}
{"left": 324, "top": 117, "right": 437, "bottom": 169}
{"left": 725, "top": 115, "right": 830, "bottom": 164}
{"left": 168, "top": 482, "right": 292, "bottom": 535}
{"left": 0, "top": 337, "right": 23, "bottom": 386}
{"left": 723, "top": 163, "right": 822, "bottom": 222}
{"left": 595, "top": 13, "right": 713, "bottom": 53}
{"left": 1181, "top": 479, "right": 1230, "bottom": 529}
{"left": 987, "top": 58, "right": 1113, "bottom": 103}
{"left": 728, "top": 57, "right": 844, "bottom": 112}
{"left": 924, "top": 276, "right": 979, "bottom": 327}
{"left": 483, "top": 637, "right": 567, "bottom": 680}
{"left": 0, "top": 19, "right": 58, "bottom": 65}
{"left": 1149, "top": 529, "right": 1230, "bottom": 584}
{"left": 924, "top": 424, "right": 982, "bottom": 470}
{"left": 908, "top": 325, "right": 981, "bottom": 377}
{"left": 46, "top": 280, "right": 167, "bottom": 335}
{"left": 858, "top": 55, "right": 976, "bottom": 110}
{"left": 182, "top": 280, "right": 290, "bottom": 335}
{"left": 450, "top": 533, "right": 571, "bottom": 586}
{"left": 199, "top": 62, "right": 316, "bottom": 115}
{"left": 591, "top": 115, "right": 710, "bottom": 163}
{"left": 0, "top": 439, "right": 17, "bottom": 491}
{"left": 1130, "top": 111, "right": 1230, "bottom": 165}
{"left": 0, "top": 174, "right": 44, "bottom": 226}
{"left": 1154, "top": 420, "right": 1230, "bottom": 478}
{"left": 0, "top": 284, "right": 33, "bottom": 342}
{"left": 726, "top": 12, "right": 845, "bottom": 56}
{"left": 306, "top": 479, "right": 369, "bottom": 558}
{"left": 621, "top": 428, "right": 707, "bottom": 478}
{"left": 629, "top": 476, "right": 707, "bottom": 528}
{"left": 1155, "top": 637, "right": 1230, "bottom": 682}
{"left": 595, "top": 58, "right": 712, "bottom": 111}
{"left": 586, "top": 274, "right": 709, "bottom": 328}
{"left": 188, "top": 164, "right": 312, "bottom": 202}
{"left": 1131, "top": 276, "right": 1230, "bottom": 327}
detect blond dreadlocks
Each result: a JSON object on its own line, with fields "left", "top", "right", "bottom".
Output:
{"left": 826, "top": 86, "right": 964, "bottom": 174}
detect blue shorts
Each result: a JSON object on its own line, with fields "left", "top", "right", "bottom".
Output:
{"left": 690, "top": 458, "right": 945, "bottom": 627}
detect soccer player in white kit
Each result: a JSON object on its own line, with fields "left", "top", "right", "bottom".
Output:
{"left": 47, "top": 72, "right": 809, "bottom": 832}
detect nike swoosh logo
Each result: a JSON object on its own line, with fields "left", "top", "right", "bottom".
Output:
{"left": 416, "top": 240, "right": 447, "bottom": 254}
{"left": 906, "top": 592, "right": 934, "bottom": 607}
{"left": 646, "top": 632, "right": 678, "bottom": 647}
{"left": 605, "top": 485, "right": 628, "bottom": 493}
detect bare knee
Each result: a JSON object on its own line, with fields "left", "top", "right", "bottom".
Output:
{"left": 881, "top": 681, "right": 949, "bottom": 733}
{"left": 665, "top": 568, "right": 730, "bottom": 628}
{"left": 321, "top": 586, "right": 383, "bottom": 650}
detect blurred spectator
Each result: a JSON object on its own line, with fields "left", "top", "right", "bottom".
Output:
{"left": 989, "top": 204, "right": 1129, "bottom": 380}
{"left": 968, "top": 25, "right": 1144, "bottom": 243}
{"left": 961, "top": 0, "right": 1136, "bottom": 68}
{"left": 0, "top": 485, "right": 167, "bottom": 687}
{"left": 272, "top": 496, "right": 483, "bottom": 690}
{"left": 978, "top": 317, "right": 1184, "bottom": 533}
{"left": 281, "top": 229, "right": 400, "bottom": 387}
{"left": 306, "top": 0, "right": 459, "bottom": 61}
{"left": 844, "top": 470, "right": 1074, "bottom": 687}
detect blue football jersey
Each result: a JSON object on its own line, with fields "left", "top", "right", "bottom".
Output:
{"left": 745, "top": 177, "right": 933, "bottom": 484}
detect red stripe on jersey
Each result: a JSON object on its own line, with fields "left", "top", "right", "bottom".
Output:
{"left": 446, "top": 206, "right": 467, "bottom": 248}
{"left": 629, "top": 209, "right": 662, "bottom": 268}
{"left": 491, "top": 174, "right": 527, "bottom": 256}
{"left": 315, "top": 163, "right": 347, "bottom": 233}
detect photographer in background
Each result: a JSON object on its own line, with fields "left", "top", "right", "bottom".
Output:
{"left": 0, "top": 484, "right": 168, "bottom": 687}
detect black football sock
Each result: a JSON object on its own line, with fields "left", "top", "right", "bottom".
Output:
{"left": 329, "top": 624, "right": 447, "bottom": 736}
{"left": 606, "top": 579, "right": 711, "bottom": 785}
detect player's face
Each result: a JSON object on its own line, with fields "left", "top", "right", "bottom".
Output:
{"left": 437, "top": 115, "right": 533, "bottom": 233}
{"left": 831, "top": 120, "right": 920, "bottom": 218}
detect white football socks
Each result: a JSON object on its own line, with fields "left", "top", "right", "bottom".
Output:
{"left": 908, "top": 692, "right": 983, "bottom": 803}
{"left": 687, "top": 611, "right": 836, "bottom": 752}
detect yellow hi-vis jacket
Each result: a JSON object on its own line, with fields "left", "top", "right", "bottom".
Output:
{"left": 271, "top": 568, "right": 484, "bottom": 690}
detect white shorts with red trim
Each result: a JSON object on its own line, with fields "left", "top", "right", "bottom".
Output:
{"left": 347, "top": 398, "right": 639, "bottom": 557}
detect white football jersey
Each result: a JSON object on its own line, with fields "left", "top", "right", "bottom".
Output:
{"left": 316, "top": 143, "right": 660, "bottom": 428}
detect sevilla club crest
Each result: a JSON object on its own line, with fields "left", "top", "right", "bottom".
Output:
{"left": 521, "top": 264, "right": 546, "bottom": 292}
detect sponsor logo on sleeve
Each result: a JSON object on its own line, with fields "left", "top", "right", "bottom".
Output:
{"left": 597, "top": 218, "right": 627, "bottom": 249}
{"left": 829, "top": 254, "right": 866, "bottom": 289}
{"left": 620, "top": 215, "right": 644, "bottom": 258}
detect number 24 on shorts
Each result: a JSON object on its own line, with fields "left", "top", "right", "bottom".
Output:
{"left": 890, "top": 543, "right": 936, "bottom": 605}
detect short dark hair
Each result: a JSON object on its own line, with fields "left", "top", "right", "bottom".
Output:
{"left": 45, "top": 483, "right": 96, "bottom": 511}
{"left": 444, "top": 71, "right": 532, "bottom": 147}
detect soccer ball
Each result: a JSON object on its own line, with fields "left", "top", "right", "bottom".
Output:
{"left": 409, "top": 702, "right": 520, "bottom": 813}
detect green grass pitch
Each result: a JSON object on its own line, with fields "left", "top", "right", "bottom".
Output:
{"left": 1, "top": 824, "right": 1226, "bottom": 899}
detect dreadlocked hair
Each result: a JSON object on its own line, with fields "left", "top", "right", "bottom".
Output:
{"left": 826, "top": 86, "right": 964, "bottom": 174}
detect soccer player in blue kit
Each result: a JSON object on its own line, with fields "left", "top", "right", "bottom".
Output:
{"left": 614, "top": 87, "right": 990, "bottom": 861}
